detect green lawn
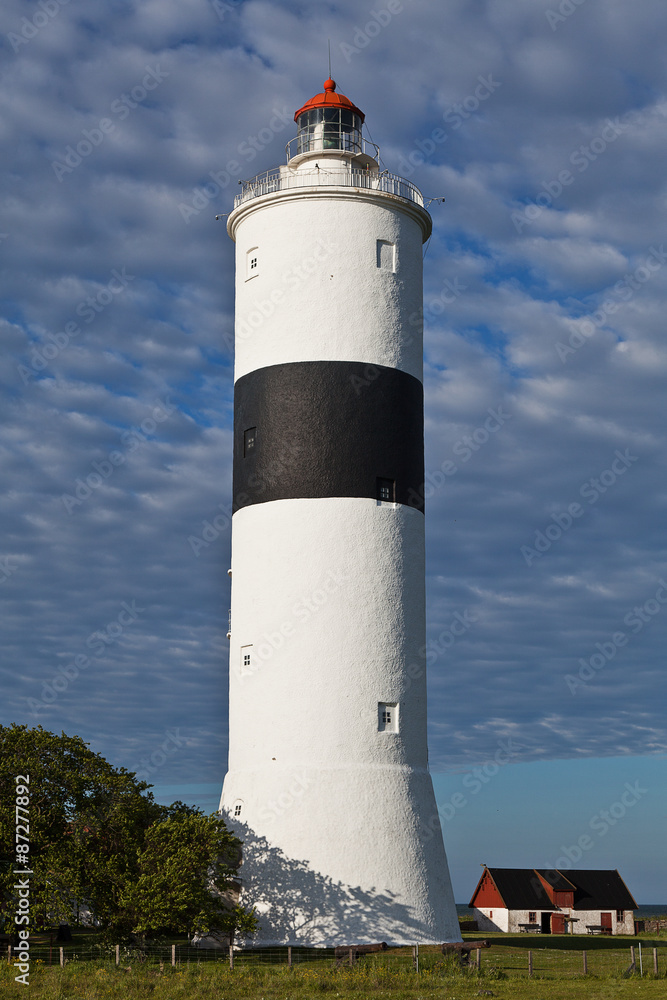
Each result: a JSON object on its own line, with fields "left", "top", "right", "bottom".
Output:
{"left": 3, "top": 935, "right": 666, "bottom": 999}
{"left": 1, "top": 962, "right": 665, "bottom": 999}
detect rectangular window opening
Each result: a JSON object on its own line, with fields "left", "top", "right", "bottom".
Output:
{"left": 378, "top": 701, "right": 398, "bottom": 733}
{"left": 244, "top": 427, "right": 256, "bottom": 456}
{"left": 377, "top": 239, "right": 396, "bottom": 272}
{"left": 377, "top": 477, "right": 395, "bottom": 503}
{"left": 240, "top": 645, "right": 253, "bottom": 677}
{"left": 246, "top": 247, "right": 259, "bottom": 280}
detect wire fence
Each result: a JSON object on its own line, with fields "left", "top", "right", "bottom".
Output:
{"left": 7, "top": 941, "right": 666, "bottom": 978}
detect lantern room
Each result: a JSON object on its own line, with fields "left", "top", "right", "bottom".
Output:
{"left": 292, "top": 78, "right": 365, "bottom": 156}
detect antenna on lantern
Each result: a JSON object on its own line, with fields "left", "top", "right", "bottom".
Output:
{"left": 328, "top": 38, "right": 332, "bottom": 79}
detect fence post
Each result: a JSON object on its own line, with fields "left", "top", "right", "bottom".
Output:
{"left": 653, "top": 947, "right": 658, "bottom": 976}
{"left": 476, "top": 948, "right": 481, "bottom": 971}
{"left": 528, "top": 950, "right": 533, "bottom": 977}
{"left": 115, "top": 944, "right": 120, "bottom": 966}
{"left": 59, "top": 947, "right": 65, "bottom": 968}
{"left": 7, "top": 945, "right": 11, "bottom": 965}
{"left": 288, "top": 946, "right": 292, "bottom": 968}
{"left": 631, "top": 944, "right": 635, "bottom": 968}
{"left": 229, "top": 945, "right": 234, "bottom": 971}
{"left": 171, "top": 944, "right": 176, "bottom": 967}
{"left": 413, "top": 944, "right": 419, "bottom": 972}
{"left": 582, "top": 950, "right": 587, "bottom": 974}
{"left": 348, "top": 947, "right": 354, "bottom": 968}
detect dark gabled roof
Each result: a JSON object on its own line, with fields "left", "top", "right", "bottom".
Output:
{"left": 479, "top": 868, "right": 556, "bottom": 910}
{"left": 534, "top": 870, "right": 577, "bottom": 893}
{"left": 471, "top": 867, "right": 637, "bottom": 912}
{"left": 565, "top": 870, "right": 637, "bottom": 911}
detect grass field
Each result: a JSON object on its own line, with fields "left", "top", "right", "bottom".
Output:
{"left": 3, "top": 934, "right": 666, "bottom": 999}
{"left": 1, "top": 960, "right": 666, "bottom": 999}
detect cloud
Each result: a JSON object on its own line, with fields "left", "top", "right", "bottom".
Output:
{"left": 1, "top": 0, "right": 666, "bottom": 827}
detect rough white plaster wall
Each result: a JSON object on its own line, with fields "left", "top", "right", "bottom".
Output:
{"left": 474, "top": 907, "right": 509, "bottom": 933}
{"left": 219, "top": 497, "right": 459, "bottom": 944}
{"left": 226, "top": 498, "right": 427, "bottom": 771}
{"left": 568, "top": 908, "right": 634, "bottom": 935}
{"left": 475, "top": 907, "right": 634, "bottom": 935}
{"left": 230, "top": 193, "right": 425, "bottom": 382}
{"left": 506, "top": 908, "right": 546, "bottom": 933}
{"left": 222, "top": 765, "right": 459, "bottom": 945}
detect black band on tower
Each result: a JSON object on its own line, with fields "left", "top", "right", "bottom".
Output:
{"left": 233, "top": 361, "right": 424, "bottom": 513}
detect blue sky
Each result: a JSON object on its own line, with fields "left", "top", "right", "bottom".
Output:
{"left": 1, "top": 0, "right": 666, "bottom": 904}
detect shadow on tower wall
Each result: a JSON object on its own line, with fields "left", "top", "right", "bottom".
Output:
{"left": 230, "top": 819, "right": 454, "bottom": 946}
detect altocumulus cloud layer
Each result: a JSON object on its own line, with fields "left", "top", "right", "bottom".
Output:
{"left": 1, "top": 0, "right": 666, "bottom": 796}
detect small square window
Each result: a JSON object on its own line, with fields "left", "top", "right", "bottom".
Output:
{"left": 234, "top": 804, "right": 242, "bottom": 816}
{"left": 616, "top": 910, "right": 624, "bottom": 922}
{"left": 529, "top": 912, "right": 536, "bottom": 923}
{"left": 378, "top": 702, "right": 398, "bottom": 733}
{"left": 239, "top": 645, "right": 253, "bottom": 678}
{"left": 246, "top": 247, "right": 259, "bottom": 280}
{"left": 377, "top": 477, "right": 395, "bottom": 502}
{"left": 244, "top": 427, "right": 256, "bottom": 456}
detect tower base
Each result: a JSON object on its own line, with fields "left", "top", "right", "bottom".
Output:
{"left": 220, "top": 764, "right": 461, "bottom": 946}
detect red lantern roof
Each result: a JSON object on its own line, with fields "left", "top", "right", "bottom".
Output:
{"left": 294, "top": 79, "right": 365, "bottom": 123}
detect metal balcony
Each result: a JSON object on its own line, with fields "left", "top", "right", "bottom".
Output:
{"left": 233, "top": 166, "right": 425, "bottom": 210}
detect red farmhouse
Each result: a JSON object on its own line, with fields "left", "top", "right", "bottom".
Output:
{"left": 469, "top": 867, "right": 637, "bottom": 935}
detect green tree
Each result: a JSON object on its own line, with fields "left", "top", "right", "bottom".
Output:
{"left": 0, "top": 724, "right": 255, "bottom": 942}
{"left": 119, "top": 811, "right": 252, "bottom": 941}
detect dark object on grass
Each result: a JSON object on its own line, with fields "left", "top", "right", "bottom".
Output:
{"left": 442, "top": 940, "right": 491, "bottom": 967}
{"left": 334, "top": 942, "right": 388, "bottom": 966}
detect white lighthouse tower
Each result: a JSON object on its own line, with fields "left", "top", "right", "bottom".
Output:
{"left": 219, "top": 79, "right": 460, "bottom": 946}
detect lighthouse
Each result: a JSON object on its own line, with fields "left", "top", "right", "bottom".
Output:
{"left": 219, "top": 79, "right": 460, "bottom": 946}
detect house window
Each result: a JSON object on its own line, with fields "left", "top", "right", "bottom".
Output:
{"left": 234, "top": 803, "right": 242, "bottom": 817}
{"left": 377, "top": 477, "right": 395, "bottom": 502}
{"left": 529, "top": 912, "right": 536, "bottom": 923}
{"left": 246, "top": 247, "right": 259, "bottom": 279}
{"left": 489, "top": 911, "right": 493, "bottom": 919}
{"left": 616, "top": 910, "right": 624, "bottom": 922}
{"left": 244, "top": 427, "right": 256, "bottom": 456}
{"left": 378, "top": 702, "right": 398, "bottom": 733}
{"left": 377, "top": 239, "right": 396, "bottom": 272}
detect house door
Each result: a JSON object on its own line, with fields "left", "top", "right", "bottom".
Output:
{"left": 541, "top": 912, "right": 551, "bottom": 934}
{"left": 601, "top": 912, "right": 612, "bottom": 934}
{"left": 551, "top": 913, "right": 566, "bottom": 934}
